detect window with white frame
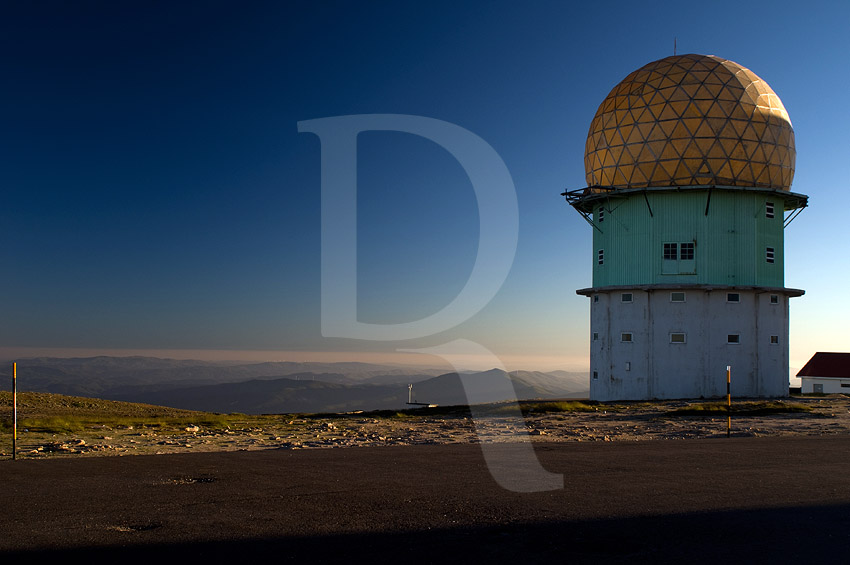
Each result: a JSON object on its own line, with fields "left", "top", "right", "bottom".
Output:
{"left": 598, "top": 249, "right": 604, "bottom": 265}
{"left": 766, "top": 201, "right": 775, "bottom": 218}
{"left": 766, "top": 247, "right": 775, "bottom": 263}
{"left": 598, "top": 207, "right": 604, "bottom": 222}
{"left": 663, "top": 243, "right": 678, "bottom": 260}
{"left": 679, "top": 242, "right": 694, "bottom": 261}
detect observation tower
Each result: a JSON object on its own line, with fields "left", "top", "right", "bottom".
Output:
{"left": 563, "top": 54, "right": 807, "bottom": 401}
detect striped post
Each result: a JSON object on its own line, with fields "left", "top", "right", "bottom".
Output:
{"left": 12, "top": 362, "right": 17, "bottom": 460}
{"left": 726, "top": 365, "right": 731, "bottom": 438}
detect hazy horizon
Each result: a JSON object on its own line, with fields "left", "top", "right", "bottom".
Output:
{"left": 1, "top": 349, "right": 806, "bottom": 388}
{"left": 0, "top": 347, "right": 590, "bottom": 373}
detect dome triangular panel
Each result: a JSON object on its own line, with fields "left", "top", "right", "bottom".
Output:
{"left": 584, "top": 54, "right": 795, "bottom": 190}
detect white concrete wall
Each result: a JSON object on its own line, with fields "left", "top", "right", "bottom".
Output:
{"left": 589, "top": 288, "right": 790, "bottom": 401}
{"left": 800, "top": 377, "right": 850, "bottom": 394}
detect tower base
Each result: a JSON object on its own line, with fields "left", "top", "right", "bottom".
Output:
{"left": 579, "top": 285, "right": 802, "bottom": 401}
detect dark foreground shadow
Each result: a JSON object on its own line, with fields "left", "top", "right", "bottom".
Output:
{"left": 5, "top": 503, "right": 849, "bottom": 563}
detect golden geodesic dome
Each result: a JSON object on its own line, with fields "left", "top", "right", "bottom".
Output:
{"left": 584, "top": 54, "right": 795, "bottom": 190}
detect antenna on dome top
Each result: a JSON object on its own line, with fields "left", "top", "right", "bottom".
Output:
{"left": 674, "top": 37, "right": 677, "bottom": 56}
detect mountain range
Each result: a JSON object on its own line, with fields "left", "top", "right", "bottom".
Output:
{"left": 0, "top": 356, "right": 589, "bottom": 414}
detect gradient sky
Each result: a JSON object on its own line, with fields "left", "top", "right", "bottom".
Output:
{"left": 1, "top": 0, "right": 848, "bottom": 373}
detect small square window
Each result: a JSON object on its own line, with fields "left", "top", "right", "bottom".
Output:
{"left": 663, "top": 243, "right": 677, "bottom": 260}
{"left": 621, "top": 293, "right": 633, "bottom": 303}
{"left": 727, "top": 334, "right": 740, "bottom": 344}
{"left": 671, "top": 292, "right": 686, "bottom": 302}
{"left": 727, "top": 293, "right": 740, "bottom": 303}
{"left": 679, "top": 242, "right": 694, "bottom": 260}
{"left": 598, "top": 249, "right": 604, "bottom": 265}
{"left": 670, "top": 332, "right": 686, "bottom": 343}
{"left": 592, "top": 371, "right": 598, "bottom": 380}
{"left": 593, "top": 332, "right": 599, "bottom": 341}
{"left": 770, "top": 294, "right": 779, "bottom": 304}
{"left": 770, "top": 335, "right": 779, "bottom": 345}
{"left": 766, "top": 202, "right": 775, "bottom": 219}
{"left": 598, "top": 208, "right": 604, "bottom": 222}
{"left": 621, "top": 333, "right": 633, "bottom": 342}
{"left": 766, "top": 247, "right": 775, "bottom": 264}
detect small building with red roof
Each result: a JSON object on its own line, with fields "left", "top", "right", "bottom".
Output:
{"left": 797, "top": 353, "right": 850, "bottom": 394}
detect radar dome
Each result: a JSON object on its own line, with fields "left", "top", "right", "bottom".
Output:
{"left": 584, "top": 54, "right": 795, "bottom": 191}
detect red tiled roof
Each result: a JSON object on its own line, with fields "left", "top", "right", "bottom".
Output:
{"left": 796, "top": 352, "right": 850, "bottom": 379}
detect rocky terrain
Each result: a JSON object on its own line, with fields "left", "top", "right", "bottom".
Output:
{"left": 2, "top": 392, "right": 849, "bottom": 459}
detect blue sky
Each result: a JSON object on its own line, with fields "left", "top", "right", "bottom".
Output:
{"left": 1, "top": 0, "right": 848, "bottom": 373}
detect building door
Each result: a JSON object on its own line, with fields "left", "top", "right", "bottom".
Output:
{"left": 813, "top": 384, "right": 823, "bottom": 394}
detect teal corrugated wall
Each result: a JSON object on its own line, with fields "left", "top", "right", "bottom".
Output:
{"left": 591, "top": 190, "right": 785, "bottom": 287}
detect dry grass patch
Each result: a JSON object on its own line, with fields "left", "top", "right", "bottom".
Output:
{"left": 0, "top": 391, "right": 249, "bottom": 434}
{"left": 666, "top": 400, "right": 813, "bottom": 417}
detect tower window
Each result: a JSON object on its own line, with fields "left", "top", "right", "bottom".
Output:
{"left": 770, "top": 335, "right": 779, "bottom": 345}
{"left": 621, "top": 293, "right": 633, "bottom": 303}
{"left": 727, "top": 293, "right": 740, "bottom": 303}
{"left": 727, "top": 334, "right": 740, "bottom": 344}
{"left": 598, "top": 208, "right": 604, "bottom": 222}
{"left": 592, "top": 371, "right": 598, "bottom": 380}
{"left": 670, "top": 332, "right": 686, "bottom": 343}
{"left": 670, "top": 292, "right": 686, "bottom": 302}
{"left": 770, "top": 294, "right": 779, "bottom": 304}
{"left": 766, "top": 202, "right": 775, "bottom": 219}
{"left": 593, "top": 332, "right": 599, "bottom": 341}
{"left": 625, "top": 362, "right": 631, "bottom": 371}
{"left": 593, "top": 294, "right": 599, "bottom": 303}
{"left": 766, "top": 247, "right": 775, "bottom": 263}
{"left": 663, "top": 242, "right": 695, "bottom": 274}
{"left": 598, "top": 249, "right": 604, "bottom": 265}
{"left": 621, "top": 332, "right": 633, "bottom": 342}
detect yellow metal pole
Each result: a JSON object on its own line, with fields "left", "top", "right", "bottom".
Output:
{"left": 726, "top": 365, "right": 731, "bottom": 438}
{"left": 12, "top": 362, "right": 17, "bottom": 460}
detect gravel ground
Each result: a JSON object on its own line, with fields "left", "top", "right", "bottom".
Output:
{"left": 3, "top": 395, "right": 848, "bottom": 459}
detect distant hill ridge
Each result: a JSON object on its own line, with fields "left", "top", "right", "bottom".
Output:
{"left": 0, "top": 356, "right": 589, "bottom": 414}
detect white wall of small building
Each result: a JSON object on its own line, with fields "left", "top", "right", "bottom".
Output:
{"left": 589, "top": 288, "right": 790, "bottom": 401}
{"left": 800, "top": 377, "right": 850, "bottom": 394}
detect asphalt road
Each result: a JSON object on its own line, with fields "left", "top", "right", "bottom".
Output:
{"left": 2, "top": 436, "right": 850, "bottom": 563}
